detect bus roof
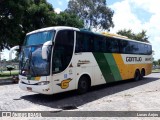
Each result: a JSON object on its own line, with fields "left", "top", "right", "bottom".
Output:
{"left": 27, "top": 26, "right": 151, "bottom": 45}
{"left": 27, "top": 26, "right": 79, "bottom": 35}
{"left": 80, "top": 29, "right": 151, "bottom": 45}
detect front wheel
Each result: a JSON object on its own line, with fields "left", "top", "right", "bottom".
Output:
{"left": 77, "top": 76, "right": 90, "bottom": 94}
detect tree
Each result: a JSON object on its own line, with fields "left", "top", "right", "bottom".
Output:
{"left": 0, "top": 0, "right": 84, "bottom": 51}
{"left": 66, "top": 0, "right": 114, "bottom": 31}
{"left": 0, "top": 0, "right": 29, "bottom": 50}
{"left": 54, "top": 12, "right": 83, "bottom": 28}
{"left": 117, "top": 29, "right": 149, "bottom": 43}
{"left": 2, "top": 59, "right": 7, "bottom": 62}
{"left": 153, "top": 61, "right": 158, "bottom": 66}
{"left": 0, "top": 0, "right": 54, "bottom": 50}
{"left": 6, "top": 65, "right": 15, "bottom": 76}
{"left": 158, "top": 59, "right": 160, "bottom": 66}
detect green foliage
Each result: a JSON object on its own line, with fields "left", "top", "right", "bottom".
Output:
{"left": 66, "top": 0, "right": 114, "bottom": 30}
{"left": 0, "top": 0, "right": 53, "bottom": 50}
{"left": 54, "top": 12, "right": 84, "bottom": 28}
{"left": 0, "top": 0, "right": 84, "bottom": 51}
{"left": 117, "top": 29, "right": 149, "bottom": 43}
{"left": 153, "top": 61, "right": 158, "bottom": 66}
{"left": 158, "top": 59, "right": 160, "bottom": 65}
{"left": 0, "top": 0, "right": 28, "bottom": 50}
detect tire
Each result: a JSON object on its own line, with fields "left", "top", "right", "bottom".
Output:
{"left": 77, "top": 76, "right": 90, "bottom": 94}
{"left": 140, "top": 69, "right": 145, "bottom": 80}
{"left": 134, "top": 70, "right": 140, "bottom": 81}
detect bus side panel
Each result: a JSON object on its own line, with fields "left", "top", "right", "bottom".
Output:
{"left": 93, "top": 53, "right": 122, "bottom": 83}
{"left": 113, "top": 54, "right": 152, "bottom": 80}
{"left": 74, "top": 53, "right": 107, "bottom": 87}
{"left": 93, "top": 53, "right": 152, "bottom": 83}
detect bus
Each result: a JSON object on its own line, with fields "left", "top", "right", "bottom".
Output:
{"left": 10, "top": 26, "right": 152, "bottom": 94}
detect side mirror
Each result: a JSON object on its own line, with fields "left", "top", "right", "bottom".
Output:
{"left": 42, "top": 41, "right": 52, "bottom": 59}
{"left": 9, "top": 45, "right": 19, "bottom": 60}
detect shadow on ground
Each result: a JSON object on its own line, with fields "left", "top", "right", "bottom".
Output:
{"left": 20, "top": 74, "right": 160, "bottom": 110}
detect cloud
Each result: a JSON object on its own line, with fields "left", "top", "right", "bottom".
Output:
{"left": 130, "top": 0, "right": 160, "bottom": 14}
{"left": 109, "top": 0, "right": 160, "bottom": 60}
{"left": 110, "top": 0, "right": 143, "bottom": 33}
{"left": 55, "top": 8, "right": 62, "bottom": 14}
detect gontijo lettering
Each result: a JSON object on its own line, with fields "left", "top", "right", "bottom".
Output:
{"left": 126, "top": 57, "right": 142, "bottom": 62}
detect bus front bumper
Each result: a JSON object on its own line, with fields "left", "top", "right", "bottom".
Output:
{"left": 19, "top": 80, "right": 53, "bottom": 95}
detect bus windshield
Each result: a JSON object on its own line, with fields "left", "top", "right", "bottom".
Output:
{"left": 20, "top": 30, "right": 54, "bottom": 77}
{"left": 24, "top": 30, "right": 55, "bottom": 46}
{"left": 20, "top": 45, "right": 52, "bottom": 77}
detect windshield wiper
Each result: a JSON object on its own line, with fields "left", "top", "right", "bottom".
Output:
{"left": 28, "top": 51, "right": 36, "bottom": 76}
{"left": 21, "top": 50, "right": 36, "bottom": 76}
{"left": 21, "top": 58, "right": 29, "bottom": 75}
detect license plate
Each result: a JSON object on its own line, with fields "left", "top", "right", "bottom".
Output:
{"left": 27, "top": 87, "right": 32, "bottom": 91}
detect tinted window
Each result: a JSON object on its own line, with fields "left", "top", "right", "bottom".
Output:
{"left": 138, "top": 43, "right": 145, "bottom": 54}
{"left": 94, "top": 36, "right": 106, "bottom": 52}
{"left": 52, "top": 30, "right": 74, "bottom": 73}
{"left": 76, "top": 31, "right": 152, "bottom": 55}
{"left": 119, "top": 40, "right": 152, "bottom": 55}
{"left": 129, "top": 42, "right": 138, "bottom": 54}
{"left": 75, "top": 32, "right": 93, "bottom": 52}
{"left": 120, "top": 40, "right": 129, "bottom": 53}
{"left": 106, "top": 38, "right": 119, "bottom": 53}
{"left": 147, "top": 45, "right": 152, "bottom": 55}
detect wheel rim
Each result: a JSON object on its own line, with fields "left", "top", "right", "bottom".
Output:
{"left": 81, "top": 81, "right": 87, "bottom": 89}
{"left": 78, "top": 76, "right": 90, "bottom": 94}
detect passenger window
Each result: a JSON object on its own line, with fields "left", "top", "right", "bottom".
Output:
{"left": 75, "top": 32, "right": 94, "bottom": 52}
{"left": 106, "top": 38, "right": 119, "bottom": 53}
{"left": 129, "top": 42, "right": 138, "bottom": 54}
{"left": 94, "top": 36, "right": 106, "bottom": 52}
{"left": 120, "top": 40, "right": 129, "bottom": 54}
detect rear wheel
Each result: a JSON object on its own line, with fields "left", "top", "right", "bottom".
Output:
{"left": 134, "top": 69, "right": 140, "bottom": 81}
{"left": 140, "top": 69, "right": 145, "bottom": 79}
{"left": 77, "top": 76, "right": 90, "bottom": 94}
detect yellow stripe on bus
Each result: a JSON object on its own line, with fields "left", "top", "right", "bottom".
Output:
{"left": 35, "top": 77, "right": 41, "bottom": 81}
{"left": 113, "top": 54, "right": 152, "bottom": 80}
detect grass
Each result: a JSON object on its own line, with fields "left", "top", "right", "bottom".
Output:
{"left": 0, "top": 70, "right": 19, "bottom": 77}
{"left": 152, "top": 69, "right": 160, "bottom": 73}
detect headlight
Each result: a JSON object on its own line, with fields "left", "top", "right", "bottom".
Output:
{"left": 37, "top": 81, "right": 50, "bottom": 85}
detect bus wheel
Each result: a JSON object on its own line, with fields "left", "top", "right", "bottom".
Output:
{"left": 140, "top": 69, "right": 145, "bottom": 79}
{"left": 134, "top": 70, "right": 140, "bottom": 81}
{"left": 77, "top": 76, "right": 90, "bottom": 94}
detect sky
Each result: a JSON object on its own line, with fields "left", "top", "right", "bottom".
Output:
{"left": 47, "top": 0, "right": 159, "bottom": 60}
{"left": 2, "top": 0, "right": 159, "bottom": 60}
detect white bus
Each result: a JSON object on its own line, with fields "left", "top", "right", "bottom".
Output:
{"left": 10, "top": 26, "right": 152, "bottom": 94}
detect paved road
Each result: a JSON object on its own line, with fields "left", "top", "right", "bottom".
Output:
{"left": 0, "top": 73, "right": 160, "bottom": 119}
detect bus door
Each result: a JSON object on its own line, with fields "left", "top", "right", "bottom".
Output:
{"left": 52, "top": 30, "right": 76, "bottom": 92}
